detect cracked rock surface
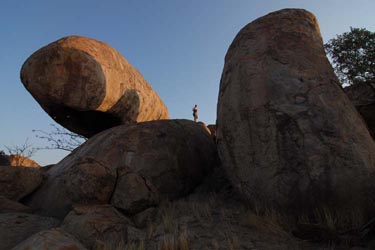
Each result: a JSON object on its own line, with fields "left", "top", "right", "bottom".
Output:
{"left": 217, "top": 8, "right": 375, "bottom": 216}
{"left": 26, "top": 119, "right": 217, "bottom": 219}
{"left": 61, "top": 204, "right": 132, "bottom": 250}
{"left": 0, "top": 166, "right": 43, "bottom": 201}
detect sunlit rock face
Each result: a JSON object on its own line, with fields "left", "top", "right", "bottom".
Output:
{"left": 20, "top": 36, "right": 169, "bottom": 138}
{"left": 217, "top": 9, "right": 375, "bottom": 216}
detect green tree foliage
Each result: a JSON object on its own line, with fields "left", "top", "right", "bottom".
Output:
{"left": 324, "top": 27, "right": 375, "bottom": 86}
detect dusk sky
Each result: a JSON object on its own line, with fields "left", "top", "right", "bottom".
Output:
{"left": 1, "top": 0, "right": 374, "bottom": 165}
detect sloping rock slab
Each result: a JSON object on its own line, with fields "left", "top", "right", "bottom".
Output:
{"left": 0, "top": 213, "right": 59, "bottom": 250}
{"left": 0, "top": 196, "right": 33, "bottom": 214}
{"left": 11, "top": 229, "right": 87, "bottom": 250}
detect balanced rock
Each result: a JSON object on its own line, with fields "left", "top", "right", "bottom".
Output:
{"left": 26, "top": 120, "right": 217, "bottom": 219}
{"left": 0, "top": 213, "right": 59, "bottom": 250}
{"left": 0, "top": 154, "right": 40, "bottom": 168}
{"left": 20, "top": 36, "right": 169, "bottom": 138}
{"left": 0, "top": 166, "right": 43, "bottom": 201}
{"left": 11, "top": 229, "right": 88, "bottom": 250}
{"left": 61, "top": 205, "right": 132, "bottom": 249}
{"left": 217, "top": 9, "right": 375, "bottom": 215}
{"left": 345, "top": 82, "right": 375, "bottom": 138}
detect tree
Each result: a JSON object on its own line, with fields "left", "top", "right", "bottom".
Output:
{"left": 324, "top": 27, "right": 375, "bottom": 86}
{"left": 33, "top": 124, "right": 87, "bottom": 152}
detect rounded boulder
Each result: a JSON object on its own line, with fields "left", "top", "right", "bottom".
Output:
{"left": 20, "top": 36, "right": 169, "bottom": 137}
{"left": 217, "top": 9, "right": 375, "bottom": 216}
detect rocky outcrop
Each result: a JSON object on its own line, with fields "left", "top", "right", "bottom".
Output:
{"left": 217, "top": 9, "right": 375, "bottom": 215}
{"left": 345, "top": 82, "right": 375, "bottom": 138}
{"left": 0, "top": 166, "right": 43, "bottom": 201}
{"left": 0, "top": 154, "right": 40, "bottom": 168}
{"left": 11, "top": 229, "right": 88, "bottom": 250}
{"left": 0, "top": 213, "right": 59, "bottom": 250}
{"left": 61, "top": 205, "right": 132, "bottom": 249}
{"left": 0, "top": 196, "right": 33, "bottom": 214}
{"left": 26, "top": 120, "right": 217, "bottom": 219}
{"left": 20, "top": 36, "right": 169, "bottom": 138}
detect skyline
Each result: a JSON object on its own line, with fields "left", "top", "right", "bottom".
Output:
{"left": 1, "top": 0, "right": 374, "bottom": 165}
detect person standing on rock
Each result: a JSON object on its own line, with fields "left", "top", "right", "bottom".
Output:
{"left": 192, "top": 104, "right": 198, "bottom": 122}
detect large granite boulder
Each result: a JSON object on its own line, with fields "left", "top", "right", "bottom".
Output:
{"left": 217, "top": 9, "right": 375, "bottom": 216}
{"left": 344, "top": 82, "right": 375, "bottom": 138}
{"left": 26, "top": 120, "right": 217, "bottom": 219}
{"left": 0, "top": 166, "right": 44, "bottom": 201}
{"left": 20, "top": 36, "right": 169, "bottom": 138}
{"left": 11, "top": 229, "right": 88, "bottom": 250}
{"left": 61, "top": 205, "right": 132, "bottom": 249}
{"left": 0, "top": 154, "right": 40, "bottom": 168}
{"left": 0, "top": 213, "right": 59, "bottom": 250}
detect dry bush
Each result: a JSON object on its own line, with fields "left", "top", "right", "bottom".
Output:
{"left": 158, "top": 229, "right": 190, "bottom": 250}
{"left": 113, "top": 239, "right": 145, "bottom": 250}
{"left": 227, "top": 235, "right": 240, "bottom": 250}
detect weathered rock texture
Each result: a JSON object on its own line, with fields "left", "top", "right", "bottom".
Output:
{"left": 0, "top": 166, "right": 43, "bottom": 201}
{"left": 20, "top": 36, "right": 169, "bottom": 138}
{"left": 345, "top": 82, "right": 375, "bottom": 138}
{"left": 217, "top": 9, "right": 375, "bottom": 215}
{"left": 0, "top": 154, "right": 40, "bottom": 168}
{"left": 25, "top": 157, "right": 117, "bottom": 219}
{"left": 0, "top": 196, "right": 33, "bottom": 214}
{"left": 26, "top": 120, "right": 217, "bottom": 219}
{"left": 111, "top": 167, "right": 160, "bottom": 214}
{"left": 61, "top": 205, "right": 132, "bottom": 249}
{"left": 11, "top": 229, "right": 88, "bottom": 250}
{"left": 0, "top": 213, "right": 59, "bottom": 250}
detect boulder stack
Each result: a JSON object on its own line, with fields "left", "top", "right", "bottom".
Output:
{"left": 26, "top": 119, "right": 217, "bottom": 219}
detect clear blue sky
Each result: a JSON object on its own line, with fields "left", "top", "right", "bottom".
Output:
{"left": 1, "top": 0, "right": 374, "bottom": 165}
